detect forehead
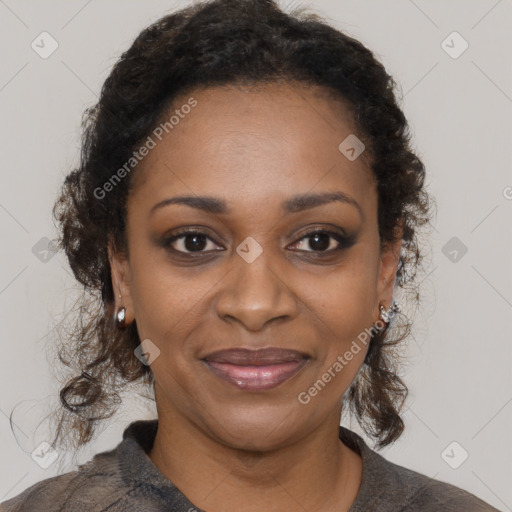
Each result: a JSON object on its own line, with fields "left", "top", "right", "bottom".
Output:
{"left": 129, "top": 82, "right": 376, "bottom": 213}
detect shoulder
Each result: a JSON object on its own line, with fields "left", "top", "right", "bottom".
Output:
{"left": 339, "top": 427, "right": 500, "bottom": 512}
{"left": 0, "top": 419, "right": 172, "bottom": 512}
{"left": 0, "top": 470, "right": 79, "bottom": 512}
{"left": 381, "top": 460, "right": 500, "bottom": 511}
{"left": 0, "top": 454, "right": 135, "bottom": 512}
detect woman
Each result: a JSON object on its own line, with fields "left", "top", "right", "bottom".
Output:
{"left": 0, "top": 0, "right": 500, "bottom": 510}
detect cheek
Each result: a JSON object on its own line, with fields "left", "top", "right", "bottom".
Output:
{"left": 311, "top": 258, "right": 378, "bottom": 332}
{"left": 131, "top": 276, "right": 201, "bottom": 345}
{"left": 126, "top": 256, "right": 179, "bottom": 347}
{"left": 307, "top": 256, "right": 379, "bottom": 376}
{"left": 127, "top": 249, "right": 220, "bottom": 381}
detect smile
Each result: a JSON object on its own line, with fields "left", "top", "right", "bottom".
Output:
{"left": 203, "top": 359, "right": 309, "bottom": 391}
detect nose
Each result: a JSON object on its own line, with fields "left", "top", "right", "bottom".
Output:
{"left": 215, "top": 245, "right": 298, "bottom": 332}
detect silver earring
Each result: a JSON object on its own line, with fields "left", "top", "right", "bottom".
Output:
{"left": 379, "top": 300, "right": 400, "bottom": 324}
{"left": 116, "top": 306, "right": 126, "bottom": 327}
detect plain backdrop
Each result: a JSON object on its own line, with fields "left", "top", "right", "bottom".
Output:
{"left": 0, "top": 0, "right": 511, "bottom": 510}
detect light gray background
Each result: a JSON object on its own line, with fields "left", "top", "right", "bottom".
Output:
{"left": 1, "top": 0, "right": 511, "bottom": 509}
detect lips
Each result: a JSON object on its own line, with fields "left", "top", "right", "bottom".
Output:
{"left": 202, "top": 348, "right": 310, "bottom": 391}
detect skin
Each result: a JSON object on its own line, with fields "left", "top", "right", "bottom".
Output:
{"left": 109, "top": 81, "right": 402, "bottom": 512}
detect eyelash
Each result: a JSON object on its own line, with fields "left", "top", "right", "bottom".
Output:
{"left": 163, "top": 227, "right": 355, "bottom": 257}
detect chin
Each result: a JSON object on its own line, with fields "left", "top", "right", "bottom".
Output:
{"left": 200, "top": 404, "right": 311, "bottom": 450}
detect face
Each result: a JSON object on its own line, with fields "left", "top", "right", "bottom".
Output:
{"left": 109, "top": 82, "right": 401, "bottom": 451}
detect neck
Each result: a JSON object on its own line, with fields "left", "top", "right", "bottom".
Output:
{"left": 148, "top": 395, "right": 362, "bottom": 512}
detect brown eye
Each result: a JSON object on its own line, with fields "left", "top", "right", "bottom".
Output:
{"left": 289, "top": 229, "right": 355, "bottom": 254}
{"left": 162, "top": 227, "right": 356, "bottom": 259}
{"left": 164, "top": 230, "right": 222, "bottom": 254}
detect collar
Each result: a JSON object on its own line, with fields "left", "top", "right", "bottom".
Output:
{"left": 111, "top": 418, "right": 405, "bottom": 511}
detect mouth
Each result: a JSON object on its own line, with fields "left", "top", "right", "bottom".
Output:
{"left": 202, "top": 347, "right": 310, "bottom": 391}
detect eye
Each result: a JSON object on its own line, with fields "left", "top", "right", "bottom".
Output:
{"left": 164, "top": 229, "right": 223, "bottom": 255}
{"left": 163, "top": 227, "right": 355, "bottom": 257}
{"left": 289, "top": 229, "right": 353, "bottom": 254}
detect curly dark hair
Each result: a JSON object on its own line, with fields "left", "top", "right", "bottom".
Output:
{"left": 24, "top": 0, "right": 435, "bottom": 456}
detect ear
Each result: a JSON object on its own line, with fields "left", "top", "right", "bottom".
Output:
{"left": 108, "top": 239, "right": 135, "bottom": 326}
{"left": 376, "top": 220, "right": 403, "bottom": 310}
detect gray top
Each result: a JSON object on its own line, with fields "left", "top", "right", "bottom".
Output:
{"left": 0, "top": 419, "right": 499, "bottom": 511}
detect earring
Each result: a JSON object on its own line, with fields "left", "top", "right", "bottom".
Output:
{"left": 379, "top": 300, "right": 400, "bottom": 324}
{"left": 115, "top": 306, "right": 126, "bottom": 327}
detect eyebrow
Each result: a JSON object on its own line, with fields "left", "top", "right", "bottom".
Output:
{"left": 150, "top": 191, "right": 364, "bottom": 220}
